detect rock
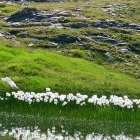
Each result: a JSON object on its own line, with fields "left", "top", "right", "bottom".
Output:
{"left": 48, "top": 23, "right": 63, "bottom": 29}
{"left": 119, "top": 48, "right": 129, "bottom": 53}
{"left": 102, "top": 3, "right": 128, "bottom": 17}
{"left": 1, "top": 77, "right": 18, "bottom": 89}
{"left": 0, "top": 31, "right": 16, "bottom": 39}
{"left": 9, "top": 22, "right": 21, "bottom": 26}
{"left": 92, "top": 20, "right": 140, "bottom": 32}
{"left": 0, "top": 1, "right": 5, "bottom": 4}
{"left": 116, "top": 42, "right": 128, "bottom": 47}
{"left": 6, "top": 8, "right": 45, "bottom": 22}
{"left": 92, "top": 36, "right": 119, "bottom": 45}
{"left": 105, "top": 52, "right": 114, "bottom": 61}
{"left": 6, "top": 8, "right": 58, "bottom": 22}
{"left": 87, "top": 32, "right": 126, "bottom": 46}
{"left": 49, "top": 34, "right": 79, "bottom": 44}
{"left": 0, "top": 32, "right": 4, "bottom": 37}
{"left": 64, "top": 22, "right": 89, "bottom": 28}
{"left": 49, "top": 42, "right": 58, "bottom": 46}
{"left": 130, "top": 41, "right": 140, "bottom": 54}
{"left": 17, "top": 31, "right": 28, "bottom": 37}
{"left": 28, "top": 43, "right": 34, "bottom": 47}
{"left": 57, "top": 10, "right": 72, "bottom": 17}
{"left": 6, "top": 8, "right": 79, "bottom": 24}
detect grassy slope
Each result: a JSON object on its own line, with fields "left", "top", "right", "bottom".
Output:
{"left": 0, "top": 40, "right": 140, "bottom": 97}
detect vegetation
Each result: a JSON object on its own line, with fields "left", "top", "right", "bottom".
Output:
{"left": 0, "top": 0, "right": 140, "bottom": 79}
{"left": 0, "top": 0, "right": 140, "bottom": 138}
{"left": 0, "top": 40, "right": 140, "bottom": 97}
{"left": 1, "top": 100, "right": 140, "bottom": 123}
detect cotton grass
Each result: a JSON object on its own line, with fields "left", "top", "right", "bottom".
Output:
{"left": 1, "top": 88, "right": 140, "bottom": 109}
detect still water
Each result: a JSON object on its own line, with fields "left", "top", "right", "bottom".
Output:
{"left": 0, "top": 112, "right": 140, "bottom": 140}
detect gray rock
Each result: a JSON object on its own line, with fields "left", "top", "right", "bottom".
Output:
{"left": 1, "top": 77, "right": 18, "bottom": 89}
{"left": 119, "top": 48, "right": 129, "bottom": 53}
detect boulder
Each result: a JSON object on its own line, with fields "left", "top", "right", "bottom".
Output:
{"left": 49, "top": 34, "right": 79, "bottom": 44}
{"left": 1, "top": 77, "right": 18, "bottom": 89}
{"left": 6, "top": 8, "right": 45, "bottom": 22}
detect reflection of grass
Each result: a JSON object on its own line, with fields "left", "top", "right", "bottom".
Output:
{"left": 0, "top": 101, "right": 140, "bottom": 136}
{"left": 0, "top": 41, "right": 140, "bottom": 96}
{"left": 1, "top": 100, "right": 140, "bottom": 123}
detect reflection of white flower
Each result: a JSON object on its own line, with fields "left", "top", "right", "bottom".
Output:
{"left": 0, "top": 97, "right": 4, "bottom": 100}
{"left": 0, "top": 125, "right": 139, "bottom": 140}
{"left": 62, "top": 101, "right": 67, "bottom": 106}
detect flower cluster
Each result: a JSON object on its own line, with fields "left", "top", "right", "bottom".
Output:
{"left": 1, "top": 88, "right": 140, "bottom": 109}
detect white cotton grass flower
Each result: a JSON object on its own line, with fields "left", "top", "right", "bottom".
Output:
{"left": 46, "top": 88, "right": 51, "bottom": 92}
{"left": 6, "top": 92, "right": 11, "bottom": 97}
{"left": 59, "top": 95, "right": 66, "bottom": 102}
{"left": 88, "top": 95, "right": 98, "bottom": 104}
{"left": 2, "top": 88, "right": 140, "bottom": 109}
{"left": 133, "top": 99, "right": 140, "bottom": 105}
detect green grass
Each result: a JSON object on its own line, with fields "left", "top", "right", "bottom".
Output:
{"left": 0, "top": 40, "right": 140, "bottom": 97}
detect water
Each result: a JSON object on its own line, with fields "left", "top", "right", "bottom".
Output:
{"left": 0, "top": 112, "right": 140, "bottom": 140}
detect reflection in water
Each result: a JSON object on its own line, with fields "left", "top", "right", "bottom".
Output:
{"left": 0, "top": 125, "right": 140, "bottom": 140}
{"left": 0, "top": 112, "right": 140, "bottom": 140}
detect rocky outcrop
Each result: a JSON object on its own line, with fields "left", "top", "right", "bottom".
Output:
{"left": 6, "top": 8, "right": 46, "bottom": 22}
{"left": 6, "top": 8, "right": 140, "bottom": 33}
{"left": 6, "top": 8, "right": 74, "bottom": 23}
{"left": 1, "top": 77, "right": 18, "bottom": 89}
{"left": 49, "top": 34, "right": 80, "bottom": 44}
{"left": 130, "top": 42, "right": 140, "bottom": 54}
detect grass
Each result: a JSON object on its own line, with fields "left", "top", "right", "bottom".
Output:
{"left": 0, "top": 39, "right": 140, "bottom": 97}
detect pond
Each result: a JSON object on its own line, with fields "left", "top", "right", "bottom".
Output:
{"left": 0, "top": 97, "right": 140, "bottom": 140}
{"left": 0, "top": 111, "right": 140, "bottom": 140}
